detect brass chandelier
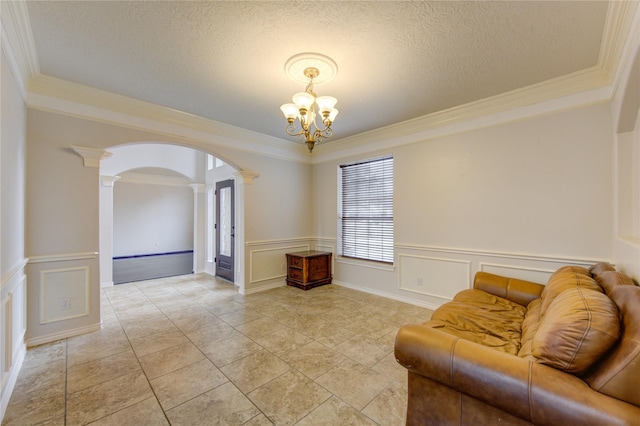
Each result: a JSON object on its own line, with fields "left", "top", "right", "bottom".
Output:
{"left": 280, "top": 54, "right": 339, "bottom": 153}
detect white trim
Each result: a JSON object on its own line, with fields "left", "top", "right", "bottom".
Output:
{"left": 478, "top": 262, "right": 557, "bottom": 276}
{"left": 242, "top": 280, "right": 286, "bottom": 295}
{"left": 1, "top": 259, "right": 28, "bottom": 292}
{"left": 333, "top": 279, "right": 440, "bottom": 312}
{"left": 39, "top": 266, "right": 91, "bottom": 325}
{"left": 1, "top": 0, "right": 636, "bottom": 168}
{"left": 25, "top": 323, "right": 101, "bottom": 348}
{"left": 395, "top": 244, "right": 604, "bottom": 267}
{"left": 598, "top": 1, "right": 639, "bottom": 79}
{"left": 1, "top": 20, "right": 27, "bottom": 100}
{"left": 245, "top": 237, "right": 314, "bottom": 247}
{"left": 28, "top": 252, "right": 98, "bottom": 264}
{"left": 70, "top": 146, "right": 112, "bottom": 168}
{"left": 190, "top": 183, "right": 206, "bottom": 193}
{"left": 116, "top": 172, "right": 192, "bottom": 187}
{"left": 26, "top": 75, "right": 310, "bottom": 164}
{"left": 248, "top": 244, "right": 309, "bottom": 284}
{"left": 234, "top": 171, "right": 260, "bottom": 185}
{"left": 100, "top": 175, "right": 121, "bottom": 187}
{"left": 397, "top": 254, "right": 472, "bottom": 297}
{"left": 335, "top": 256, "right": 395, "bottom": 272}
{"left": 0, "top": 0, "right": 39, "bottom": 85}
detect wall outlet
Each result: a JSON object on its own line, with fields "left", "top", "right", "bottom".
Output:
{"left": 417, "top": 277, "right": 423, "bottom": 286}
{"left": 60, "top": 297, "right": 71, "bottom": 311}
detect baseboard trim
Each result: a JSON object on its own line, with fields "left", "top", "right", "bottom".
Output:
{"left": 333, "top": 279, "right": 441, "bottom": 311}
{"left": 243, "top": 280, "right": 286, "bottom": 295}
{"left": 25, "top": 322, "right": 101, "bottom": 347}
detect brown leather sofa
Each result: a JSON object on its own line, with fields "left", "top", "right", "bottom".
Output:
{"left": 394, "top": 263, "right": 640, "bottom": 425}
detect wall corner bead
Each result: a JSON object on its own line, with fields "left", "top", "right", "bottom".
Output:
{"left": 70, "top": 146, "right": 112, "bottom": 168}
{"left": 235, "top": 170, "right": 260, "bottom": 184}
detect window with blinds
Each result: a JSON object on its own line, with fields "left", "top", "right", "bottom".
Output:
{"left": 339, "top": 155, "right": 394, "bottom": 264}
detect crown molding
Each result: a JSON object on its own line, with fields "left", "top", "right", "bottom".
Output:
{"left": 26, "top": 75, "right": 311, "bottom": 164}
{"left": 313, "top": 67, "right": 613, "bottom": 163}
{"left": 315, "top": 2, "right": 640, "bottom": 163}
{"left": 5, "top": 1, "right": 638, "bottom": 166}
{"left": 598, "top": 1, "right": 639, "bottom": 78}
{"left": 0, "top": 0, "right": 39, "bottom": 90}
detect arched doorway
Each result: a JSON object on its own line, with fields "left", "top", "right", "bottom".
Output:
{"left": 99, "top": 143, "right": 248, "bottom": 292}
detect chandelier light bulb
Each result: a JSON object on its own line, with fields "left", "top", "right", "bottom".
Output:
{"left": 292, "top": 92, "right": 315, "bottom": 112}
{"left": 315, "top": 96, "right": 337, "bottom": 114}
{"left": 280, "top": 103, "right": 299, "bottom": 122}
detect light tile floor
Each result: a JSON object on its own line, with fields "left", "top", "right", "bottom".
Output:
{"left": 2, "top": 274, "right": 433, "bottom": 426}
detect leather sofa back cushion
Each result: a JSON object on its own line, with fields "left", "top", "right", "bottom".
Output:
{"left": 595, "top": 270, "right": 636, "bottom": 294}
{"left": 585, "top": 284, "right": 640, "bottom": 406}
{"left": 539, "top": 266, "right": 602, "bottom": 317}
{"left": 532, "top": 287, "right": 620, "bottom": 374}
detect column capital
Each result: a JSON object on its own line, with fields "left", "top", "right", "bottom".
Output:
{"left": 71, "top": 146, "right": 112, "bottom": 168}
{"left": 234, "top": 170, "right": 259, "bottom": 184}
{"left": 100, "top": 175, "right": 121, "bottom": 187}
{"left": 190, "top": 184, "right": 207, "bottom": 193}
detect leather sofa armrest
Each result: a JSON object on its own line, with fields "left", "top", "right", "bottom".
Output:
{"left": 473, "top": 271, "right": 544, "bottom": 306}
{"left": 395, "top": 324, "right": 640, "bottom": 425}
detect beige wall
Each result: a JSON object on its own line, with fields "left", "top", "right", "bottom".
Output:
{"left": 313, "top": 103, "right": 618, "bottom": 307}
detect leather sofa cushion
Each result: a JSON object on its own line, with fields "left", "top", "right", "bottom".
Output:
{"left": 427, "top": 289, "right": 527, "bottom": 355}
{"left": 532, "top": 287, "right": 620, "bottom": 374}
{"left": 539, "top": 266, "right": 602, "bottom": 318}
{"left": 585, "top": 284, "right": 640, "bottom": 406}
{"left": 517, "top": 298, "right": 541, "bottom": 360}
{"left": 595, "top": 270, "right": 635, "bottom": 294}
{"left": 589, "top": 262, "right": 616, "bottom": 277}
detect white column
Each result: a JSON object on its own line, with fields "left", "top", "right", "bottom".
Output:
{"left": 190, "top": 184, "right": 207, "bottom": 274}
{"left": 99, "top": 175, "right": 120, "bottom": 287}
{"left": 233, "top": 170, "right": 259, "bottom": 294}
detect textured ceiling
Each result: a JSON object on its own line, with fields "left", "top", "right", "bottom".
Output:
{"left": 24, "top": 1, "right": 610, "bottom": 141}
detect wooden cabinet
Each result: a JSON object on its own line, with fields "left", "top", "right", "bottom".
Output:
{"left": 286, "top": 251, "right": 332, "bottom": 290}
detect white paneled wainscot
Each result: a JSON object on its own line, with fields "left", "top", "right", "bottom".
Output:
{"left": 25, "top": 253, "right": 101, "bottom": 347}
{"left": 245, "top": 238, "right": 336, "bottom": 294}
{"left": 0, "top": 261, "right": 27, "bottom": 419}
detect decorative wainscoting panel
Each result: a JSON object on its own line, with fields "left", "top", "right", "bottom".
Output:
{"left": 479, "top": 262, "right": 557, "bottom": 284}
{"left": 383, "top": 244, "right": 607, "bottom": 310}
{"left": 244, "top": 238, "right": 337, "bottom": 294}
{"left": 39, "top": 266, "right": 90, "bottom": 324}
{"left": 1, "top": 260, "right": 27, "bottom": 421}
{"left": 26, "top": 253, "right": 101, "bottom": 347}
{"left": 249, "top": 244, "right": 309, "bottom": 284}
{"left": 399, "top": 254, "right": 471, "bottom": 301}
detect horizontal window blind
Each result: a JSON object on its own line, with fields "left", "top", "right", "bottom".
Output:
{"left": 340, "top": 156, "right": 394, "bottom": 263}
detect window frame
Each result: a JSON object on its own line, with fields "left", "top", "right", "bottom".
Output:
{"left": 338, "top": 155, "right": 394, "bottom": 265}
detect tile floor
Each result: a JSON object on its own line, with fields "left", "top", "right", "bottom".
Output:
{"left": 2, "top": 274, "right": 433, "bottom": 425}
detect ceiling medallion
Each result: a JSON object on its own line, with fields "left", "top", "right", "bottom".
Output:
{"left": 280, "top": 53, "right": 339, "bottom": 153}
